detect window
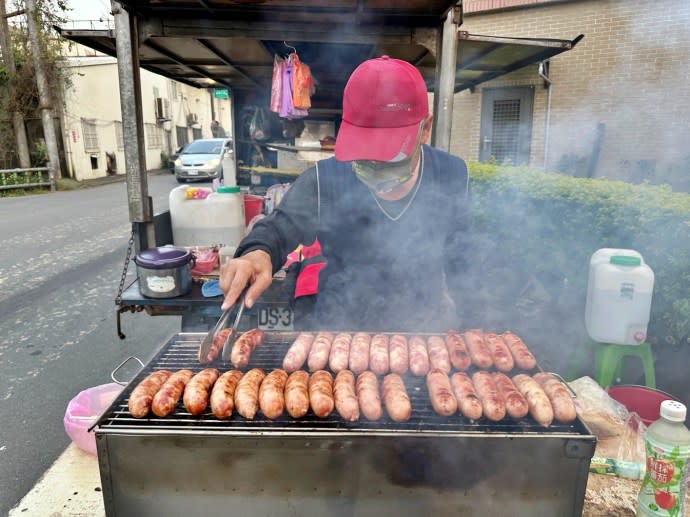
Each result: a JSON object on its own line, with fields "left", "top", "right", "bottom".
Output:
{"left": 479, "top": 87, "right": 534, "bottom": 165}
{"left": 81, "top": 119, "right": 99, "bottom": 152}
{"left": 145, "top": 123, "right": 162, "bottom": 149}
{"left": 176, "top": 125, "right": 188, "bottom": 148}
{"left": 115, "top": 122, "right": 124, "bottom": 150}
{"left": 192, "top": 127, "right": 202, "bottom": 140}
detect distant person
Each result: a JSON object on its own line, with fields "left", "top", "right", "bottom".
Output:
{"left": 211, "top": 120, "right": 224, "bottom": 137}
{"left": 220, "top": 56, "right": 471, "bottom": 331}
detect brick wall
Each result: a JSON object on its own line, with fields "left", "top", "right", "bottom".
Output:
{"left": 453, "top": 0, "right": 690, "bottom": 186}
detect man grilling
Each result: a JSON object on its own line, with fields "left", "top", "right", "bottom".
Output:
{"left": 220, "top": 56, "right": 471, "bottom": 332}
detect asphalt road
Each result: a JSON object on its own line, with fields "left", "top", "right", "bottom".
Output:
{"left": 0, "top": 172, "right": 184, "bottom": 515}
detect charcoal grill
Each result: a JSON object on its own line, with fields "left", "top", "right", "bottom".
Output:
{"left": 95, "top": 332, "right": 596, "bottom": 517}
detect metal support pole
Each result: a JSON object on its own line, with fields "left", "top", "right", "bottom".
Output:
{"left": 112, "top": 1, "right": 154, "bottom": 252}
{"left": 431, "top": 5, "right": 461, "bottom": 151}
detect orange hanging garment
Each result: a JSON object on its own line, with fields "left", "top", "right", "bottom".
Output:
{"left": 291, "top": 53, "right": 314, "bottom": 110}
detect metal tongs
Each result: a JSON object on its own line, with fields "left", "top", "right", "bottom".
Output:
{"left": 198, "top": 307, "right": 232, "bottom": 364}
{"left": 197, "top": 290, "right": 246, "bottom": 364}
{"left": 221, "top": 290, "right": 247, "bottom": 362}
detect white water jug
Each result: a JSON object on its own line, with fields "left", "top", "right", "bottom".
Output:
{"left": 585, "top": 248, "right": 654, "bottom": 345}
{"left": 169, "top": 185, "right": 245, "bottom": 247}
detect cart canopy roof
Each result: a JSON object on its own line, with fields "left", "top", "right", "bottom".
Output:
{"left": 56, "top": 1, "right": 580, "bottom": 118}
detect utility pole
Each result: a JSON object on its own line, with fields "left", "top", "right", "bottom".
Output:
{"left": 24, "top": 0, "right": 60, "bottom": 184}
{"left": 0, "top": 0, "right": 31, "bottom": 168}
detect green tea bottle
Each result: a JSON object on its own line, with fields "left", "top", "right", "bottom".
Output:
{"left": 637, "top": 400, "right": 690, "bottom": 517}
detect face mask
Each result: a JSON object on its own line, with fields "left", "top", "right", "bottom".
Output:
{"left": 351, "top": 156, "right": 415, "bottom": 194}
{"left": 351, "top": 122, "right": 424, "bottom": 194}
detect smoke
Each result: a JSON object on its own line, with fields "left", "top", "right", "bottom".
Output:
{"left": 545, "top": 1, "right": 690, "bottom": 186}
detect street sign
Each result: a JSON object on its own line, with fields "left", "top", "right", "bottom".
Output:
{"left": 213, "top": 89, "right": 229, "bottom": 99}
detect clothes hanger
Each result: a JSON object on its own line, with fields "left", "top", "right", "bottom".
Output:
{"left": 283, "top": 41, "right": 298, "bottom": 56}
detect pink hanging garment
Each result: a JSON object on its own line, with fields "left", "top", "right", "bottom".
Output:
{"left": 270, "top": 55, "right": 285, "bottom": 114}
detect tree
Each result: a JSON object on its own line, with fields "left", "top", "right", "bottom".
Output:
{"left": 0, "top": 0, "right": 67, "bottom": 172}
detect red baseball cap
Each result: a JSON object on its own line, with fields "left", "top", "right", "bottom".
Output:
{"left": 335, "top": 56, "right": 429, "bottom": 162}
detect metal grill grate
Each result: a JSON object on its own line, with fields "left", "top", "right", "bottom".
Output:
{"left": 96, "top": 332, "right": 591, "bottom": 436}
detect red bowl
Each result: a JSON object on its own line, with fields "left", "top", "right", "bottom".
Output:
{"left": 606, "top": 385, "right": 677, "bottom": 427}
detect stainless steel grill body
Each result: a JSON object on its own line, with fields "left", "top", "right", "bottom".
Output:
{"left": 95, "top": 332, "right": 596, "bottom": 517}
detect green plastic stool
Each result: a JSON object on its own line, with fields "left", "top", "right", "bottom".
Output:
{"left": 594, "top": 341, "right": 656, "bottom": 389}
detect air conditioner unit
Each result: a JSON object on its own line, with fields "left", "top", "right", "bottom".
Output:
{"left": 186, "top": 113, "right": 198, "bottom": 126}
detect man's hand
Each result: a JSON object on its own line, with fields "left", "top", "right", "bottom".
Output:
{"left": 219, "top": 249, "right": 273, "bottom": 310}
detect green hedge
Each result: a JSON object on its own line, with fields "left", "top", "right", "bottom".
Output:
{"left": 465, "top": 162, "right": 690, "bottom": 358}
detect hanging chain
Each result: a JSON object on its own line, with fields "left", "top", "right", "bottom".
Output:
{"left": 115, "top": 229, "right": 135, "bottom": 306}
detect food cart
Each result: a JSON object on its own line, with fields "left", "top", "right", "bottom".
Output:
{"left": 54, "top": 2, "right": 595, "bottom": 516}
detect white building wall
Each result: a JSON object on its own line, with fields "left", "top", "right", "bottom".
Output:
{"left": 59, "top": 54, "right": 230, "bottom": 181}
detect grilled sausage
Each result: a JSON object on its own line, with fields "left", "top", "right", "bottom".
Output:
{"left": 230, "top": 328, "right": 264, "bottom": 368}
{"left": 472, "top": 370, "right": 506, "bottom": 422}
{"left": 329, "top": 333, "right": 352, "bottom": 373}
{"left": 309, "top": 370, "right": 334, "bottom": 418}
{"left": 183, "top": 368, "right": 220, "bottom": 416}
{"left": 349, "top": 332, "right": 371, "bottom": 374}
{"left": 369, "top": 334, "right": 390, "bottom": 375}
{"left": 389, "top": 334, "right": 409, "bottom": 374}
{"left": 234, "top": 368, "right": 266, "bottom": 420}
{"left": 512, "top": 373, "right": 554, "bottom": 427}
{"left": 282, "top": 332, "right": 315, "bottom": 373}
{"left": 356, "top": 371, "right": 383, "bottom": 421}
{"left": 307, "top": 332, "right": 334, "bottom": 372}
{"left": 492, "top": 372, "right": 529, "bottom": 420}
{"left": 450, "top": 372, "right": 483, "bottom": 421}
{"left": 382, "top": 373, "right": 412, "bottom": 423}
{"left": 202, "top": 328, "right": 230, "bottom": 364}
{"left": 501, "top": 331, "right": 537, "bottom": 371}
{"left": 445, "top": 331, "right": 472, "bottom": 371}
{"left": 426, "top": 369, "right": 458, "bottom": 416}
{"left": 128, "top": 370, "right": 173, "bottom": 418}
{"left": 259, "top": 369, "right": 288, "bottom": 419}
{"left": 210, "top": 369, "right": 243, "bottom": 419}
{"left": 408, "top": 336, "right": 430, "bottom": 376}
{"left": 484, "top": 333, "right": 515, "bottom": 373}
{"left": 533, "top": 372, "right": 577, "bottom": 423}
{"left": 464, "top": 329, "right": 493, "bottom": 369}
{"left": 426, "top": 335, "right": 451, "bottom": 374}
{"left": 151, "top": 369, "right": 194, "bottom": 417}
{"left": 334, "top": 370, "right": 360, "bottom": 422}
{"left": 284, "top": 370, "right": 310, "bottom": 419}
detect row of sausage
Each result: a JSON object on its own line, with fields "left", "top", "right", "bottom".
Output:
{"left": 281, "top": 329, "right": 537, "bottom": 376}
{"left": 127, "top": 366, "right": 575, "bottom": 427}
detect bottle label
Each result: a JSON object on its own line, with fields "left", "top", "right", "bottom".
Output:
{"left": 638, "top": 435, "right": 690, "bottom": 516}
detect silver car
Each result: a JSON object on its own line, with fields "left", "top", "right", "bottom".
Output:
{"left": 174, "top": 138, "right": 234, "bottom": 183}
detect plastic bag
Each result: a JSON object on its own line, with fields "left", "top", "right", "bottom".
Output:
{"left": 64, "top": 383, "right": 123, "bottom": 455}
{"left": 190, "top": 247, "right": 219, "bottom": 275}
{"left": 249, "top": 106, "right": 271, "bottom": 141}
{"left": 568, "top": 376, "right": 629, "bottom": 438}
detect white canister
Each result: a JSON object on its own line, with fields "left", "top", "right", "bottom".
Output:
{"left": 585, "top": 250, "right": 655, "bottom": 345}
{"left": 170, "top": 185, "right": 245, "bottom": 247}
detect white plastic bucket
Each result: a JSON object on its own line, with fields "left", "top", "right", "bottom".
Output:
{"left": 170, "top": 185, "right": 245, "bottom": 247}
{"left": 585, "top": 248, "right": 654, "bottom": 345}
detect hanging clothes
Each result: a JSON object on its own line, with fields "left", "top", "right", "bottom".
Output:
{"left": 279, "top": 54, "right": 308, "bottom": 119}
{"left": 291, "top": 53, "right": 314, "bottom": 110}
{"left": 270, "top": 55, "right": 285, "bottom": 114}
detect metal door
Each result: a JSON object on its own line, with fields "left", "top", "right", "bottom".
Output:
{"left": 479, "top": 87, "right": 534, "bottom": 165}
